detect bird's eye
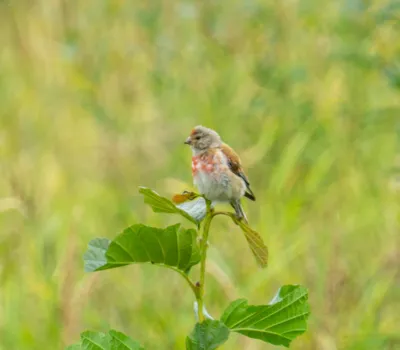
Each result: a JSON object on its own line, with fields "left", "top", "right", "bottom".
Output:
{"left": 195, "top": 136, "right": 201, "bottom": 140}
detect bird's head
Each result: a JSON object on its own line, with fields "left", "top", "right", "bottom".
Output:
{"left": 184, "top": 126, "right": 222, "bottom": 151}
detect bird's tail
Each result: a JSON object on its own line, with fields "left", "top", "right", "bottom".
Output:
{"left": 230, "top": 199, "right": 248, "bottom": 224}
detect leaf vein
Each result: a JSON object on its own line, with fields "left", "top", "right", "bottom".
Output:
{"left": 155, "top": 234, "right": 166, "bottom": 262}
{"left": 232, "top": 328, "right": 292, "bottom": 341}
{"left": 176, "top": 229, "right": 181, "bottom": 268}
{"left": 250, "top": 292, "right": 307, "bottom": 327}
{"left": 81, "top": 336, "right": 107, "bottom": 350}
{"left": 262, "top": 311, "right": 310, "bottom": 331}
{"left": 112, "top": 240, "right": 136, "bottom": 262}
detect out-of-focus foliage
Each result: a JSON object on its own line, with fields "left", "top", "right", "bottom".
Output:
{"left": 0, "top": 0, "right": 399, "bottom": 349}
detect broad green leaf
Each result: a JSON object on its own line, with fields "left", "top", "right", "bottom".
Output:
{"left": 66, "top": 330, "right": 143, "bottom": 350}
{"left": 186, "top": 320, "right": 230, "bottom": 350}
{"left": 65, "top": 344, "right": 82, "bottom": 350}
{"left": 109, "top": 330, "right": 144, "bottom": 350}
{"left": 221, "top": 285, "right": 310, "bottom": 348}
{"left": 84, "top": 224, "right": 200, "bottom": 273}
{"left": 236, "top": 220, "right": 268, "bottom": 268}
{"left": 139, "top": 187, "right": 199, "bottom": 225}
{"left": 81, "top": 330, "right": 111, "bottom": 349}
{"left": 83, "top": 238, "right": 110, "bottom": 272}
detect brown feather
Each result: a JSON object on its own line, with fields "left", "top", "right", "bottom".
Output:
{"left": 220, "top": 143, "right": 256, "bottom": 201}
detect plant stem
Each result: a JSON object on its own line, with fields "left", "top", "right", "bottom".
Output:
{"left": 196, "top": 199, "right": 214, "bottom": 322}
{"left": 195, "top": 205, "right": 244, "bottom": 322}
{"left": 175, "top": 269, "right": 198, "bottom": 296}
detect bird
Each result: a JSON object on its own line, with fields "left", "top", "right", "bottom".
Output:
{"left": 184, "top": 125, "right": 255, "bottom": 223}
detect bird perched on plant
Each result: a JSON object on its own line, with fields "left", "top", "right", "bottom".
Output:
{"left": 184, "top": 125, "right": 255, "bottom": 223}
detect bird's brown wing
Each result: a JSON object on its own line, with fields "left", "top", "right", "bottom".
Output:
{"left": 220, "top": 143, "right": 256, "bottom": 201}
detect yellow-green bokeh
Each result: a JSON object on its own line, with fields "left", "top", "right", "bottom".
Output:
{"left": 0, "top": 1, "right": 399, "bottom": 349}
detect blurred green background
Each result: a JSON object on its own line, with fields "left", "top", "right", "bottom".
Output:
{"left": 1, "top": 0, "right": 399, "bottom": 349}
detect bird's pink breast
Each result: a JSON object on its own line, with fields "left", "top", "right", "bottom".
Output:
{"left": 192, "top": 155, "right": 215, "bottom": 176}
{"left": 191, "top": 150, "right": 245, "bottom": 201}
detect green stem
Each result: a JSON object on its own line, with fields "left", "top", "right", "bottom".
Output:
{"left": 195, "top": 205, "right": 242, "bottom": 322}
{"left": 212, "top": 211, "right": 238, "bottom": 222}
{"left": 196, "top": 199, "right": 214, "bottom": 322}
{"left": 175, "top": 269, "right": 198, "bottom": 296}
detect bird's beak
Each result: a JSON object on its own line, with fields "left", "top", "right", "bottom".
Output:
{"left": 184, "top": 137, "right": 192, "bottom": 145}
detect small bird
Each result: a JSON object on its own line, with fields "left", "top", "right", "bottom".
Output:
{"left": 184, "top": 125, "right": 255, "bottom": 223}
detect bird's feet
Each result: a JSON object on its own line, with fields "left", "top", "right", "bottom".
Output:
{"left": 233, "top": 213, "right": 249, "bottom": 226}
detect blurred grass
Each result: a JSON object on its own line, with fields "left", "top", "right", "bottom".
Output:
{"left": 0, "top": 0, "right": 399, "bottom": 349}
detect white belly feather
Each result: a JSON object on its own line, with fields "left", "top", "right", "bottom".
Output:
{"left": 193, "top": 161, "right": 246, "bottom": 202}
{"left": 194, "top": 169, "right": 232, "bottom": 201}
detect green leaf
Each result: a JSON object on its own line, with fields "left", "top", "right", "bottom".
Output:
{"left": 186, "top": 320, "right": 230, "bottom": 350}
{"left": 65, "top": 344, "right": 82, "bottom": 350}
{"left": 139, "top": 187, "right": 199, "bottom": 225}
{"left": 84, "top": 224, "right": 200, "bottom": 273}
{"left": 109, "top": 330, "right": 144, "bottom": 350}
{"left": 236, "top": 220, "right": 268, "bottom": 268}
{"left": 221, "top": 285, "right": 310, "bottom": 348}
{"left": 81, "top": 330, "right": 111, "bottom": 349}
{"left": 66, "top": 330, "right": 143, "bottom": 350}
{"left": 83, "top": 238, "right": 111, "bottom": 272}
